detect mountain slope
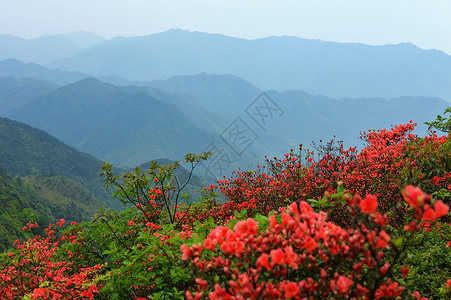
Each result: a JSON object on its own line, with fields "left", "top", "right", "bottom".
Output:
{"left": 0, "top": 77, "right": 58, "bottom": 115}
{"left": 0, "top": 169, "right": 96, "bottom": 252}
{"left": 55, "top": 31, "right": 105, "bottom": 48}
{"left": 0, "top": 34, "right": 84, "bottom": 64}
{"left": 6, "top": 78, "right": 216, "bottom": 167}
{"left": 124, "top": 85, "right": 231, "bottom": 133}
{"left": 146, "top": 73, "right": 261, "bottom": 117}
{"left": 0, "top": 58, "right": 90, "bottom": 86}
{"left": 0, "top": 168, "right": 55, "bottom": 252}
{"left": 0, "top": 117, "right": 120, "bottom": 210}
{"left": 49, "top": 29, "right": 451, "bottom": 100}
{"left": 265, "top": 90, "right": 450, "bottom": 149}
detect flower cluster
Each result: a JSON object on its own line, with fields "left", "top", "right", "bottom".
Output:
{"left": 183, "top": 187, "right": 448, "bottom": 299}
{"left": 0, "top": 221, "right": 103, "bottom": 299}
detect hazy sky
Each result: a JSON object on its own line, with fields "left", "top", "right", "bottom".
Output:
{"left": 1, "top": 0, "right": 451, "bottom": 54}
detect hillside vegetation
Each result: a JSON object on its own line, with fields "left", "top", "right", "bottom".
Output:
{"left": 0, "top": 117, "right": 120, "bottom": 210}
{"left": 6, "top": 78, "right": 215, "bottom": 167}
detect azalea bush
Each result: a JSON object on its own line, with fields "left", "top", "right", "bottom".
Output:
{"left": 182, "top": 186, "right": 449, "bottom": 299}
{"left": 218, "top": 122, "right": 451, "bottom": 228}
{"left": 1, "top": 117, "right": 451, "bottom": 299}
{"left": 0, "top": 220, "right": 103, "bottom": 300}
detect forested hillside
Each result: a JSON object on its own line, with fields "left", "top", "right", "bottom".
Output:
{"left": 6, "top": 78, "right": 216, "bottom": 166}
{"left": 0, "top": 169, "right": 72, "bottom": 252}
{"left": 0, "top": 117, "right": 120, "bottom": 209}
{"left": 0, "top": 76, "right": 57, "bottom": 115}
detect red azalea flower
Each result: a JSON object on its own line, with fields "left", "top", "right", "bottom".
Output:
{"left": 270, "top": 248, "right": 285, "bottom": 265}
{"left": 337, "top": 275, "right": 354, "bottom": 293}
{"left": 256, "top": 253, "right": 271, "bottom": 271}
{"left": 433, "top": 200, "right": 449, "bottom": 219}
{"left": 284, "top": 246, "right": 298, "bottom": 269}
{"left": 360, "top": 194, "right": 378, "bottom": 213}
{"left": 304, "top": 236, "right": 318, "bottom": 251}
{"left": 284, "top": 281, "right": 300, "bottom": 298}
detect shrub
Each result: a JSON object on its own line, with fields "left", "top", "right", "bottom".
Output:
{"left": 182, "top": 186, "right": 448, "bottom": 299}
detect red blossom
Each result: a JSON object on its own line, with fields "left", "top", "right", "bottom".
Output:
{"left": 270, "top": 248, "right": 285, "bottom": 265}
{"left": 256, "top": 253, "right": 271, "bottom": 271}
{"left": 337, "top": 275, "right": 354, "bottom": 293}
{"left": 283, "top": 281, "right": 299, "bottom": 298}
{"left": 360, "top": 194, "right": 378, "bottom": 214}
{"left": 304, "top": 236, "right": 318, "bottom": 251}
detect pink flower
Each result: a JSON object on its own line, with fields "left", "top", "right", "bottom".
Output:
{"left": 196, "top": 278, "right": 208, "bottom": 290}
{"left": 434, "top": 200, "right": 449, "bottom": 219}
{"left": 402, "top": 185, "right": 424, "bottom": 209}
{"left": 180, "top": 244, "right": 192, "bottom": 260}
{"left": 203, "top": 238, "right": 217, "bottom": 250}
{"left": 32, "top": 287, "right": 48, "bottom": 298}
{"left": 88, "top": 285, "right": 99, "bottom": 293}
{"left": 375, "top": 230, "right": 390, "bottom": 248}
{"left": 81, "top": 290, "right": 94, "bottom": 299}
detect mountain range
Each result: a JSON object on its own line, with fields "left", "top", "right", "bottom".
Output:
{"left": 4, "top": 78, "right": 217, "bottom": 167}
{"left": 44, "top": 29, "right": 451, "bottom": 101}
{"left": 0, "top": 31, "right": 105, "bottom": 64}
{"left": 0, "top": 58, "right": 90, "bottom": 86}
{"left": 1, "top": 71, "right": 447, "bottom": 175}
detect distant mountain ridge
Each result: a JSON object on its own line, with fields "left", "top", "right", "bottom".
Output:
{"left": 0, "top": 76, "right": 57, "bottom": 115}
{"left": 265, "top": 90, "right": 449, "bottom": 148}
{"left": 5, "top": 78, "right": 216, "bottom": 167}
{"left": 0, "top": 32, "right": 104, "bottom": 64}
{"left": 48, "top": 28, "right": 451, "bottom": 101}
{"left": 145, "top": 73, "right": 261, "bottom": 117}
{"left": 0, "top": 58, "right": 90, "bottom": 85}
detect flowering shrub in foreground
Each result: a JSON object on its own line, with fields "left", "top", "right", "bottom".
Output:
{"left": 1, "top": 119, "right": 451, "bottom": 299}
{"left": 183, "top": 186, "right": 449, "bottom": 299}
{"left": 0, "top": 220, "right": 103, "bottom": 300}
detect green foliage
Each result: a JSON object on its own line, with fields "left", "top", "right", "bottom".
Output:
{"left": 307, "top": 182, "right": 348, "bottom": 212}
{"left": 100, "top": 152, "right": 210, "bottom": 225}
{"left": 7, "top": 78, "right": 216, "bottom": 167}
{"left": 425, "top": 107, "right": 451, "bottom": 134}
{"left": 22, "top": 175, "right": 100, "bottom": 220}
{"left": 0, "top": 169, "right": 54, "bottom": 252}
{"left": 0, "top": 117, "right": 121, "bottom": 210}
{"left": 393, "top": 222, "right": 451, "bottom": 299}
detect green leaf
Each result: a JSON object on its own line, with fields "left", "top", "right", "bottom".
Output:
{"left": 393, "top": 237, "right": 403, "bottom": 248}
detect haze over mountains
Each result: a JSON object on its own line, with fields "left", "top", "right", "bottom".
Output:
{"left": 0, "top": 31, "right": 105, "bottom": 64}
{"left": 43, "top": 29, "right": 451, "bottom": 101}
{"left": 1, "top": 28, "right": 450, "bottom": 176}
